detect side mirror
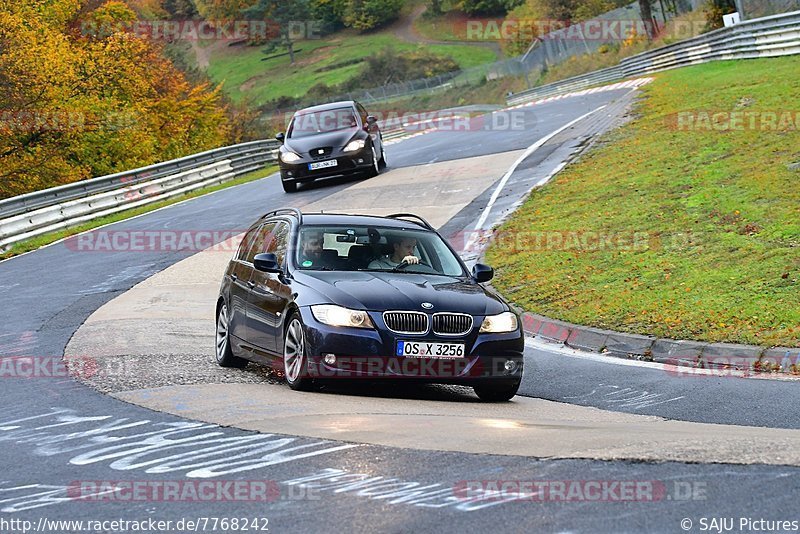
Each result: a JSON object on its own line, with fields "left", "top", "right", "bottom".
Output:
{"left": 254, "top": 253, "right": 281, "bottom": 273}
{"left": 472, "top": 263, "right": 494, "bottom": 283}
{"left": 275, "top": 132, "right": 285, "bottom": 143}
{"left": 366, "top": 115, "right": 377, "bottom": 124}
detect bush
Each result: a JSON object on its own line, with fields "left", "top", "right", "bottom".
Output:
{"left": 343, "top": 0, "right": 404, "bottom": 31}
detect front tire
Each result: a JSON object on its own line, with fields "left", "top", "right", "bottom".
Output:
{"left": 283, "top": 314, "right": 313, "bottom": 391}
{"left": 216, "top": 303, "right": 248, "bottom": 368}
{"left": 282, "top": 179, "right": 297, "bottom": 193}
{"left": 364, "top": 145, "right": 380, "bottom": 178}
{"left": 378, "top": 141, "right": 387, "bottom": 170}
{"left": 473, "top": 381, "right": 520, "bottom": 402}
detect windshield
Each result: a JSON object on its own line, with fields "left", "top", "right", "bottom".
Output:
{"left": 295, "top": 225, "right": 466, "bottom": 276}
{"left": 288, "top": 107, "right": 358, "bottom": 138}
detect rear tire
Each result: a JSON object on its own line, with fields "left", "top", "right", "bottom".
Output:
{"left": 282, "top": 179, "right": 297, "bottom": 193}
{"left": 283, "top": 314, "right": 313, "bottom": 391}
{"left": 473, "top": 381, "right": 520, "bottom": 402}
{"left": 378, "top": 142, "right": 387, "bottom": 170}
{"left": 216, "top": 303, "right": 248, "bottom": 368}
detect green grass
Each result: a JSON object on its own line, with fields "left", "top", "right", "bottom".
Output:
{"left": 0, "top": 165, "right": 278, "bottom": 261}
{"left": 414, "top": 11, "right": 476, "bottom": 43}
{"left": 485, "top": 56, "right": 800, "bottom": 347}
{"left": 205, "top": 31, "right": 497, "bottom": 106}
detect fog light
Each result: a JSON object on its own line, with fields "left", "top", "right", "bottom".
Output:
{"left": 323, "top": 354, "right": 337, "bottom": 365}
{"left": 504, "top": 360, "right": 518, "bottom": 373}
{"left": 287, "top": 171, "right": 294, "bottom": 177}
{"left": 357, "top": 158, "right": 364, "bottom": 164}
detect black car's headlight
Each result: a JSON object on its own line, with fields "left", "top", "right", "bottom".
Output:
{"left": 479, "top": 312, "right": 518, "bottom": 333}
{"left": 280, "top": 151, "right": 302, "bottom": 163}
{"left": 343, "top": 139, "right": 366, "bottom": 152}
{"left": 311, "top": 305, "right": 374, "bottom": 329}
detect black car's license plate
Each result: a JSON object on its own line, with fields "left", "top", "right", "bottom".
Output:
{"left": 396, "top": 341, "right": 465, "bottom": 358}
{"left": 308, "top": 160, "right": 337, "bottom": 170}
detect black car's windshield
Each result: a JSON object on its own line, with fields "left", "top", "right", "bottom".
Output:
{"left": 295, "top": 225, "right": 466, "bottom": 276}
{"left": 288, "top": 107, "right": 358, "bottom": 138}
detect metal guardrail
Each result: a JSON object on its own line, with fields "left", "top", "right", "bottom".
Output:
{"left": 507, "top": 10, "right": 800, "bottom": 106}
{"left": 0, "top": 140, "right": 278, "bottom": 220}
{"left": 0, "top": 140, "right": 279, "bottom": 250}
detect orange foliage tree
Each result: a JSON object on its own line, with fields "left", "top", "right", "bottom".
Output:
{"left": 0, "top": 0, "right": 231, "bottom": 199}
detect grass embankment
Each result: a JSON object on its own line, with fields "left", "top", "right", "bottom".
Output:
{"left": 0, "top": 165, "right": 278, "bottom": 261}
{"left": 486, "top": 56, "right": 800, "bottom": 347}
{"left": 204, "top": 32, "right": 497, "bottom": 106}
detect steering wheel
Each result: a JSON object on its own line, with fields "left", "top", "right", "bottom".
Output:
{"left": 395, "top": 259, "right": 434, "bottom": 272}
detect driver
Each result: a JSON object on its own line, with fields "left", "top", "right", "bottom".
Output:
{"left": 368, "top": 235, "right": 419, "bottom": 269}
{"left": 300, "top": 230, "right": 324, "bottom": 265}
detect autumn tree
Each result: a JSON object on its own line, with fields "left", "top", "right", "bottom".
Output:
{"left": 0, "top": 0, "right": 231, "bottom": 199}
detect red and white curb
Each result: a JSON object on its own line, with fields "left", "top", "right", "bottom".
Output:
{"left": 383, "top": 77, "right": 653, "bottom": 145}
{"left": 506, "top": 77, "right": 654, "bottom": 110}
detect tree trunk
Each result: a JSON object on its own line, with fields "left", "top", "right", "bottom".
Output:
{"left": 639, "top": 0, "right": 655, "bottom": 39}
{"left": 287, "top": 39, "right": 295, "bottom": 64}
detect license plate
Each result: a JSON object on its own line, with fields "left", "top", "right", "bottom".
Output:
{"left": 308, "top": 160, "right": 337, "bottom": 170}
{"left": 397, "top": 341, "right": 465, "bottom": 358}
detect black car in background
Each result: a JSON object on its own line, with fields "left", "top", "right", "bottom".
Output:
{"left": 215, "top": 209, "right": 524, "bottom": 401}
{"left": 276, "top": 100, "right": 386, "bottom": 193}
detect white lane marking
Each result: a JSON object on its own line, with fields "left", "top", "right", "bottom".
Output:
{"left": 0, "top": 407, "right": 357, "bottom": 489}
{"left": 524, "top": 337, "right": 800, "bottom": 382}
{"left": 471, "top": 105, "right": 607, "bottom": 234}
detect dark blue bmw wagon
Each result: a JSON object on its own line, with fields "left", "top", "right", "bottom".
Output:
{"left": 215, "top": 208, "right": 524, "bottom": 401}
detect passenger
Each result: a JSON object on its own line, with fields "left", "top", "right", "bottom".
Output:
{"left": 368, "top": 236, "right": 419, "bottom": 269}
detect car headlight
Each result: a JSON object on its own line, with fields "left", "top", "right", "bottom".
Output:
{"left": 311, "top": 305, "right": 374, "bottom": 329}
{"left": 343, "top": 139, "right": 366, "bottom": 152}
{"left": 479, "top": 312, "right": 518, "bottom": 333}
{"left": 280, "top": 151, "right": 302, "bottom": 163}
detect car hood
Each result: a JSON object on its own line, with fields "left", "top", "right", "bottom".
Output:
{"left": 293, "top": 271, "right": 508, "bottom": 316}
{"left": 285, "top": 129, "right": 361, "bottom": 155}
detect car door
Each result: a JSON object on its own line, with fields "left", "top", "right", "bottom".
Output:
{"left": 246, "top": 221, "right": 292, "bottom": 355}
{"left": 227, "top": 224, "right": 262, "bottom": 344}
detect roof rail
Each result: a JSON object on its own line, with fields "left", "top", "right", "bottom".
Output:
{"left": 263, "top": 207, "right": 303, "bottom": 224}
{"left": 386, "top": 213, "right": 434, "bottom": 231}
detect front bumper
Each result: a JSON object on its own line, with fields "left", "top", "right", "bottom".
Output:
{"left": 280, "top": 148, "right": 375, "bottom": 183}
{"left": 297, "top": 307, "right": 524, "bottom": 384}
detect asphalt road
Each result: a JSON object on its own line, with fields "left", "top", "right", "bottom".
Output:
{"left": 2, "top": 89, "right": 799, "bottom": 533}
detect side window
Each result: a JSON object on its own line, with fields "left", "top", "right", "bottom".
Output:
{"left": 236, "top": 224, "right": 261, "bottom": 261}
{"left": 244, "top": 222, "right": 276, "bottom": 264}
{"left": 356, "top": 104, "right": 368, "bottom": 126}
{"left": 264, "top": 222, "right": 290, "bottom": 266}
